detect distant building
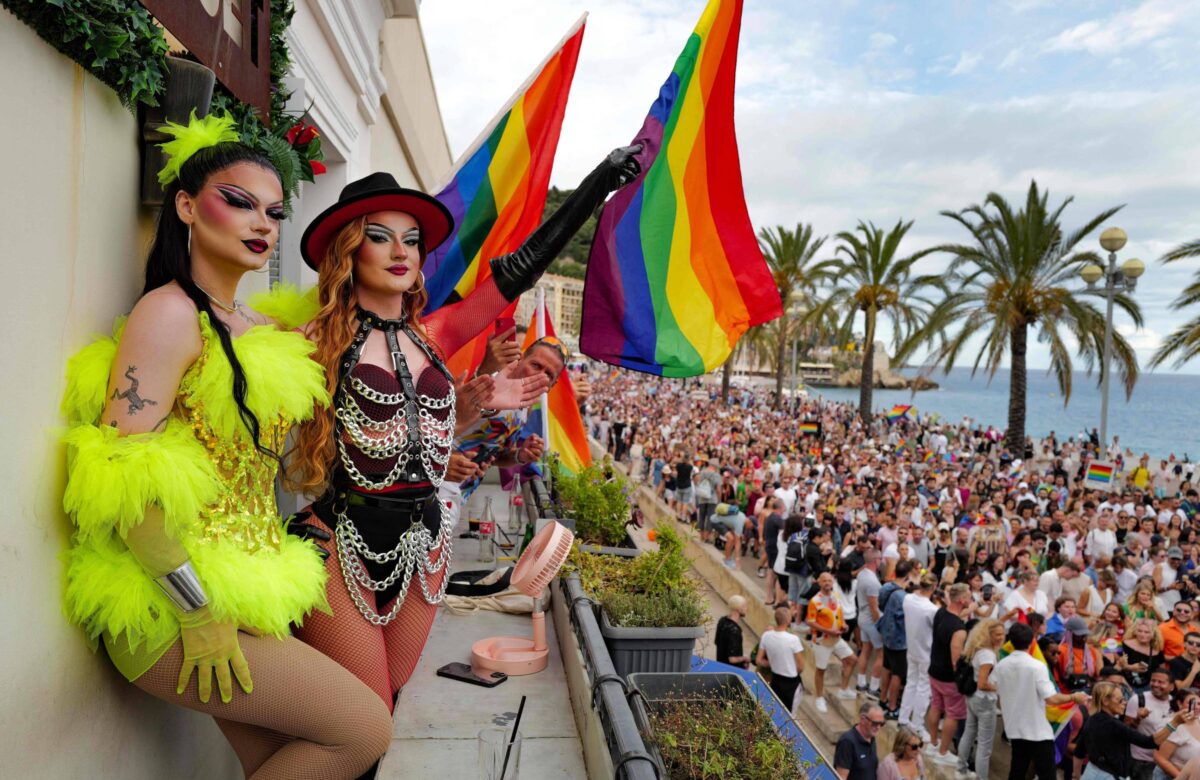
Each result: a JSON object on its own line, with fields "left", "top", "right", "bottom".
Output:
{"left": 515, "top": 273, "right": 584, "bottom": 345}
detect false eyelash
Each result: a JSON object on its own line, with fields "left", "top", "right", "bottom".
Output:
{"left": 218, "top": 190, "right": 254, "bottom": 210}
{"left": 267, "top": 210, "right": 286, "bottom": 221}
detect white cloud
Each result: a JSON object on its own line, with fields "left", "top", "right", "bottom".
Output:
{"left": 868, "top": 32, "right": 897, "bottom": 50}
{"left": 948, "top": 51, "right": 982, "bottom": 76}
{"left": 1118, "top": 324, "right": 1163, "bottom": 353}
{"left": 998, "top": 47, "right": 1024, "bottom": 71}
{"left": 1044, "top": 0, "right": 1193, "bottom": 55}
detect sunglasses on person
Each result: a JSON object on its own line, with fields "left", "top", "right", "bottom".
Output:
{"left": 908, "top": 740, "right": 923, "bottom": 750}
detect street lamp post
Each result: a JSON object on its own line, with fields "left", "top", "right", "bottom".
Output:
{"left": 1080, "top": 227, "right": 1145, "bottom": 454}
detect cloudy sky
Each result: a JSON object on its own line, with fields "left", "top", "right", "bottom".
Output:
{"left": 421, "top": 0, "right": 1200, "bottom": 374}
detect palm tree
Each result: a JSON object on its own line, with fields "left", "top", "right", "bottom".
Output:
{"left": 757, "top": 224, "right": 830, "bottom": 409}
{"left": 809, "top": 220, "right": 940, "bottom": 421}
{"left": 908, "top": 181, "right": 1141, "bottom": 453}
{"left": 1151, "top": 239, "right": 1200, "bottom": 368}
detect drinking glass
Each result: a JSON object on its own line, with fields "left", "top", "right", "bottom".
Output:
{"left": 478, "top": 727, "right": 522, "bottom": 780}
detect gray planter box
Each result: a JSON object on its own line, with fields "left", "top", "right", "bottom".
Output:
{"left": 599, "top": 610, "right": 704, "bottom": 677}
{"left": 627, "top": 673, "right": 756, "bottom": 777}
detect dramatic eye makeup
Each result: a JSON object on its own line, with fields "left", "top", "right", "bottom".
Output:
{"left": 213, "top": 184, "right": 285, "bottom": 221}
{"left": 365, "top": 224, "right": 421, "bottom": 247}
{"left": 365, "top": 223, "right": 395, "bottom": 244}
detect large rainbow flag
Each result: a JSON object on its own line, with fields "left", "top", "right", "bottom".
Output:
{"left": 423, "top": 16, "right": 585, "bottom": 375}
{"left": 580, "top": 0, "right": 781, "bottom": 377}
{"left": 519, "top": 305, "right": 591, "bottom": 475}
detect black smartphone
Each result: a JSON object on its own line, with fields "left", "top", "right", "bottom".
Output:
{"left": 437, "top": 662, "right": 508, "bottom": 688}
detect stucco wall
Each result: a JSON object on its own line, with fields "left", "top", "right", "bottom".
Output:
{"left": 0, "top": 11, "right": 242, "bottom": 777}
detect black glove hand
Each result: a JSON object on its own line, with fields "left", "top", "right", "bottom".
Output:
{"left": 489, "top": 144, "right": 644, "bottom": 302}
{"left": 285, "top": 511, "right": 331, "bottom": 560}
{"left": 607, "top": 144, "right": 643, "bottom": 188}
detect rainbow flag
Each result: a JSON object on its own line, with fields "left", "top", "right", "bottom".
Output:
{"left": 423, "top": 17, "right": 585, "bottom": 374}
{"left": 519, "top": 307, "right": 591, "bottom": 475}
{"left": 923, "top": 451, "right": 934, "bottom": 463}
{"left": 580, "top": 0, "right": 781, "bottom": 377}
{"left": 1086, "top": 462, "right": 1114, "bottom": 484}
{"left": 799, "top": 421, "right": 819, "bottom": 436}
{"left": 886, "top": 404, "right": 912, "bottom": 423}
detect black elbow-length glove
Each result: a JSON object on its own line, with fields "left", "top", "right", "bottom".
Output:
{"left": 489, "top": 144, "right": 643, "bottom": 302}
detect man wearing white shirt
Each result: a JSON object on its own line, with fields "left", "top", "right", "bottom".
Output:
{"left": 898, "top": 572, "right": 939, "bottom": 739}
{"left": 1086, "top": 514, "right": 1118, "bottom": 562}
{"left": 1038, "top": 561, "right": 1082, "bottom": 604}
{"left": 992, "top": 623, "right": 1090, "bottom": 779}
{"left": 1126, "top": 668, "right": 1175, "bottom": 778}
{"left": 774, "top": 475, "right": 798, "bottom": 517}
{"left": 756, "top": 606, "right": 805, "bottom": 714}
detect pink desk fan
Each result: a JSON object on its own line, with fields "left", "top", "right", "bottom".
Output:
{"left": 470, "top": 520, "right": 573, "bottom": 676}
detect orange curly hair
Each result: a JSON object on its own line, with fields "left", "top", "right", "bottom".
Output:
{"left": 286, "top": 217, "right": 431, "bottom": 494}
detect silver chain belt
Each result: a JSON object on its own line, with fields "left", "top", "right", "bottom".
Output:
{"left": 333, "top": 497, "right": 455, "bottom": 626}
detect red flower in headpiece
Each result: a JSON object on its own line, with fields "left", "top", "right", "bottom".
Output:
{"left": 309, "top": 160, "right": 327, "bottom": 176}
{"left": 286, "top": 121, "right": 319, "bottom": 147}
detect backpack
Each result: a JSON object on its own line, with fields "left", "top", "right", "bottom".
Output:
{"left": 954, "top": 655, "right": 977, "bottom": 696}
{"left": 784, "top": 532, "right": 810, "bottom": 576}
{"left": 878, "top": 584, "right": 907, "bottom": 650}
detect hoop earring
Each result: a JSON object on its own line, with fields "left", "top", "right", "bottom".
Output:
{"left": 187, "top": 226, "right": 192, "bottom": 255}
{"left": 416, "top": 270, "right": 426, "bottom": 291}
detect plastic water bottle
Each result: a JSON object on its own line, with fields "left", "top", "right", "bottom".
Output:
{"left": 478, "top": 496, "right": 496, "bottom": 563}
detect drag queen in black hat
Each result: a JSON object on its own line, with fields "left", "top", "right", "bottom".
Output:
{"left": 286, "top": 144, "right": 641, "bottom": 707}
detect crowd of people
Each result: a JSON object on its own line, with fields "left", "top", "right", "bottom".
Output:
{"left": 590, "top": 371, "right": 1200, "bottom": 780}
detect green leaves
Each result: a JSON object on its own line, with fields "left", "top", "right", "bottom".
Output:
{"left": 259, "top": 133, "right": 302, "bottom": 206}
{"left": 3, "top": 0, "right": 169, "bottom": 108}
{"left": 550, "top": 455, "right": 632, "bottom": 547}
{"left": 647, "top": 694, "right": 806, "bottom": 780}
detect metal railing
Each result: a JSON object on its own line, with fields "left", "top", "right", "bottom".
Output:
{"left": 561, "top": 573, "right": 658, "bottom": 780}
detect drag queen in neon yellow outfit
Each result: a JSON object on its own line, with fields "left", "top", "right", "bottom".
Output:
{"left": 59, "top": 114, "right": 392, "bottom": 779}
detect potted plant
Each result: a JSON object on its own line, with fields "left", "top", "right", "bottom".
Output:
{"left": 567, "top": 523, "right": 707, "bottom": 676}
{"left": 549, "top": 454, "right": 638, "bottom": 552}
{"left": 629, "top": 672, "right": 812, "bottom": 779}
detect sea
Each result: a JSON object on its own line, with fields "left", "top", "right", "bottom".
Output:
{"left": 801, "top": 367, "right": 1200, "bottom": 462}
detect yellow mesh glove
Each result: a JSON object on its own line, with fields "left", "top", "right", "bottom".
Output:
{"left": 176, "top": 605, "right": 253, "bottom": 704}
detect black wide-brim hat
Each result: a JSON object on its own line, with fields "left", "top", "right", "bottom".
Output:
{"left": 300, "top": 172, "right": 454, "bottom": 270}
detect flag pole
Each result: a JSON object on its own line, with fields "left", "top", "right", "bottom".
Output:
{"left": 429, "top": 13, "right": 588, "bottom": 194}
{"left": 537, "top": 287, "right": 550, "bottom": 453}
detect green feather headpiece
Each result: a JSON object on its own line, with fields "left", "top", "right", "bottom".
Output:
{"left": 157, "top": 111, "right": 241, "bottom": 186}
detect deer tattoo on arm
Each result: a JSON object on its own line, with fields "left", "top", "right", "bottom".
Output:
{"left": 111, "top": 365, "right": 158, "bottom": 416}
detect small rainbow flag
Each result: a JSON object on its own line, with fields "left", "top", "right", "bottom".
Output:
{"left": 423, "top": 17, "right": 585, "bottom": 375}
{"left": 886, "top": 404, "right": 912, "bottom": 423}
{"left": 1086, "top": 463, "right": 1114, "bottom": 484}
{"left": 580, "top": 0, "right": 781, "bottom": 377}
{"left": 520, "top": 306, "right": 591, "bottom": 475}
{"left": 799, "top": 421, "right": 820, "bottom": 436}
{"left": 923, "top": 451, "right": 934, "bottom": 463}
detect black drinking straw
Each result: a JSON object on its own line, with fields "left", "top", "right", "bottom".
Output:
{"left": 501, "top": 695, "right": 527, "bottom": 779}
